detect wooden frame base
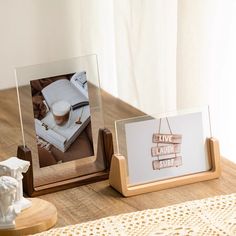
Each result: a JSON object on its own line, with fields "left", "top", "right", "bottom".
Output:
{"left": 109, "top": 138, "right": 221, "bottom": 197}
{"left": 17, "top": 128, "right": 113, "bottom": 197}
{"left": 0, "top": 198, "right": 57, "bottom": 236}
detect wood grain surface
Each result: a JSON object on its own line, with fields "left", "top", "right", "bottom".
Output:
{"left": 0, "top": 198, "right": 57, "bottom": 236}
{"left": 0, "top": 88, "right": 236, "bottom": 228}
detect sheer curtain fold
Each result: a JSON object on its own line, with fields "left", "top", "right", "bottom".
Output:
{"left": 90, "top": 0, "right": 236, "bottom": 162}
{"left": 77, "top": 0, "right": 178, "bottom": 114}
{"left": 176, "top": 0, "right": 236, "bottom": 162}
{"left": 113, "top": 0, "right": 178, "bottom": 114}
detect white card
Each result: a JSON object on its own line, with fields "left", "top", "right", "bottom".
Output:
{"left": 124, "top": 111, "right": 211, "bottom": 186}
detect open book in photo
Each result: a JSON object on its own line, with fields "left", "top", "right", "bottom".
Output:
{"left": 42, "top": 71, "right": 89, "bottom": 110}
{"left": 70, "top": 71, "right": 88, "bottom": 98}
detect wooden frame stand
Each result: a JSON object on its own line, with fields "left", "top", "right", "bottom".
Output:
{"left": 109, "top": 138, "right": 221, "bottom": 197}
{"left": 0, "top": 198, "right": 57, "bottom": 236}
{"left": 17, "top": 128, "right": 113, "bottom": 197}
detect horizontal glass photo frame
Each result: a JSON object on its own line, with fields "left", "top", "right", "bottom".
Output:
{"left": 115, "top": 107, "right": 212, "bottom": 186}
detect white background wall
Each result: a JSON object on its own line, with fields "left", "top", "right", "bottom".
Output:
{"left": 0, "top": 0, "right": 117, "bottom": 95}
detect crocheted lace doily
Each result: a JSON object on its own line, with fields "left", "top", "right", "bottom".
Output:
{"left": 34, "top": 193, "right": 236, "bottom": 236}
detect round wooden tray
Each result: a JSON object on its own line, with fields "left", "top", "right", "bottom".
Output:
{"left": 0, "top": 198, "right": 57, "bottom": 236}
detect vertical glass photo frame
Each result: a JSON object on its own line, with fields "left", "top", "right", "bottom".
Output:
{"left": 15, "top": 55, "right": 113, "bottom": 196}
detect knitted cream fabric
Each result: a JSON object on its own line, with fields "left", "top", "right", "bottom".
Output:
{"left": 35, "top": 193, "right": 236, "bottom": 236}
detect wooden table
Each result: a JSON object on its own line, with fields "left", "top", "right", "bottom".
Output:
{"left": 0, "top": 88, "right": 236, "bottom": 228}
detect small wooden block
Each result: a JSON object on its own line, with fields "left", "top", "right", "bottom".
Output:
{"left": 152, "top": 134, "right": 182, "bottom": 144}
{"left": 152, "top": 156, "right": 182, "bottom": 170}
{"left": 0, "top": 198, "right": 57, "bottom": 236}
{"left": 151, "top": 144, "right": 181, "bottom": 156}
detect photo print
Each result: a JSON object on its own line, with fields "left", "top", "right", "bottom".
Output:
{"left": 30, "top": 71, "right": 94, "bottom": 168}
{"left": 124, "top": 111, "right": 211, "bottom": 185}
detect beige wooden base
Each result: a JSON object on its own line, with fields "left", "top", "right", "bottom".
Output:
{"left": 109, "top": 138, "right": 221, "bottom": 197}
{"left": 0, "top": 198, "right": 57, "bottom": 236}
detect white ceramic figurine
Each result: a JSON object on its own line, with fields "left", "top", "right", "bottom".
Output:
{"left": 0, "top": 157, "right": 31, "bottom": 210}
{"left": 0, "top": 176, "right": 20, "bottom": 229}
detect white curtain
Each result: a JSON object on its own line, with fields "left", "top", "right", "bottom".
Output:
{"left": 176, "top": 0, "right": 236, "bottom": 162}
{"left": 77, "top": 0, "right": 236, "bottom": 162}
{"left": 76, "top": 0, "right": 177, "bottom": 114}
{"left": 76, "top": 0, "right": 236, "bottom": 162}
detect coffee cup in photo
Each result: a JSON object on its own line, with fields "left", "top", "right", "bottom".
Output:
{"left": 51, "top": 100, "right": 71, "bottom": 126}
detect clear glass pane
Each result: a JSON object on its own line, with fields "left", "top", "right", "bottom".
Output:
{"left": 115, "top": 107, "right": 212, "bottom": 186}
{"left": 15, "top": 55, "right": 105, "bottom": 187}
